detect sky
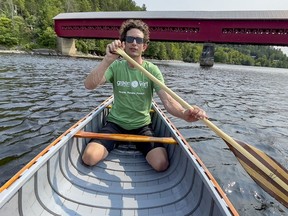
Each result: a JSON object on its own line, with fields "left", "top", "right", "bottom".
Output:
{"left": 133, "top": 0, "right": 288, "bottom": 55}
{"left": 133, "top": 0, "right": 288, "bottom": 11}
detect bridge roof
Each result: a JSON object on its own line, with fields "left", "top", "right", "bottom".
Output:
{"left": 53, "top": 10, "right": 288, "bottom": 20}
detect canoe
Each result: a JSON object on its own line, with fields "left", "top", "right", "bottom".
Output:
{"left": 0, "top": 96, "right": 238, "bottom": 216}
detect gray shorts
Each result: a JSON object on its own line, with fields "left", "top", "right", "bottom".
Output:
{"left": 90, "top": 122, "right": 164, "bottom": 156}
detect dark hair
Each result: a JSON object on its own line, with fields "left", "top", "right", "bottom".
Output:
{"left": 119, "top": 19, "right": 150, "bottom": 43}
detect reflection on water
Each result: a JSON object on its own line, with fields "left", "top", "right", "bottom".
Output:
{"left": 1, "top": 54, "right": 287, "bottom": 215}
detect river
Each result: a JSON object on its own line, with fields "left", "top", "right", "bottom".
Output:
{"left": 0, "top": 53, "right": 287, "bottom": 215}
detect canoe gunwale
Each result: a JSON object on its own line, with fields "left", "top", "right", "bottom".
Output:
{"left": 0, "top": 96, "right": 114, "bottom": 208}
{"left": 152, "top": 101, "right": 238, "bottom": 216}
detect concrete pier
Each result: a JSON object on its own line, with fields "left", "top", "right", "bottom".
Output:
{"left": 57, "top": 37, "right": 76, "bottom": 56}
{"left": 200, "top": 43, "right": 215, "bottom": 67}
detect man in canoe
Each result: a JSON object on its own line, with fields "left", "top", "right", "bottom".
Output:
{"left": 83, "top": 19, "right": 208, "bottom": 172}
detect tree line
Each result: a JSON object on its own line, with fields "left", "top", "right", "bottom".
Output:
{"left": 1, "top": 0, "right": 288, "bottom": 68}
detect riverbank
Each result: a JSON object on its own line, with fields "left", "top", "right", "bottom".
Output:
{"left": 0, "top": 50, "right": 27, "bottom": 54}
{"left": 0, "top": 49, "right": 184, "bottom": 64}
{"left": 0, "top": 48, "right": 104, "bottom": 60}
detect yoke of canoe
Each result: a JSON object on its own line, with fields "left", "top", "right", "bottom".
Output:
{"left": 75, "top": 131, "right": 177, "bottom": 144}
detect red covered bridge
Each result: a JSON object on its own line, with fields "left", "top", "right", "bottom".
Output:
{"left": 53, "top": 10, "right": 288, "bottom": 59}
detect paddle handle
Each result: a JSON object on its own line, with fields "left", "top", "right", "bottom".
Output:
{"left": 116, "top": 49, "right": 288, "bottom": 192}
{"left": 75, "top": 131, "right": 177, "bottom": 144}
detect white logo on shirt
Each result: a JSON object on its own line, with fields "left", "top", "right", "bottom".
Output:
{"left": 117, "top": 80, "right": 148, "bottom": 88}
{"left": 131, "top": 81, "right": 138, "bottom": 88}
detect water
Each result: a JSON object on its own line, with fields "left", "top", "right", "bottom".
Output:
{"left": 0, "top": 54, "right": 287, "bottom": 215}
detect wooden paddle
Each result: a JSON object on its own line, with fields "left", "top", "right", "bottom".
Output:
{"left": 116, "top": 48, "right": 288, "bottom": 208}
{"left": 75, "top": 131, "right": 177, "bottom": 144}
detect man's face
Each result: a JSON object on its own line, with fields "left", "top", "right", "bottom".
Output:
{"left": 124, "top": 28, "right": 147, "bottom": 58}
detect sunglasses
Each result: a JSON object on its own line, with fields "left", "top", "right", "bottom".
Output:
{"left": 125, "top": 36, "right": 145, "bottom": 44}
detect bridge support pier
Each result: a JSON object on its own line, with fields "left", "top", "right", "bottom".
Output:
{"left": 200, "top": 43, "right": 215, "bottom": 67}
{"left": 57, "top": 37, "right": 77, "bottom": 56}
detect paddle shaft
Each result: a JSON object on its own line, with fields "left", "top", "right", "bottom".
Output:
{"left": 116, "top": 49, "right": 288, "bottom": 192}
{"left": 75, "top": 131, "right": 177, "bottom": 144}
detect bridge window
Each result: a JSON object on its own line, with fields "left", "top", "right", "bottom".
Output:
{"left": 222, "top": 28, "right": 288, "bottom": 35}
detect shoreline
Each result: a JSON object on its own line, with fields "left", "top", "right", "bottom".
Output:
{"left": 2, "top": 49, "right": 287, "bottom": 69}
{"left": 0, "top": 49, "right": 181, "bottom": 63}
{"left": 0, "top": 50, "right": 27, "bottom": 54}
{"left": 0, "top": 49, "right": 105, "bottom": 60}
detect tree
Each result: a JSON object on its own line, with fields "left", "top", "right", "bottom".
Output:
{"left": 146, "top": 42, "right": 161, "bottom": 59}
{"left": 38, "top": 26, "right": 57, "bottom": 48}
{"left": 0, "top": 16, "right": 18, "bottom": 47}
{"left": 214, "top": 47, "right": 228, "bottom": 63}
{"left": 158, "top": 42, "right": 168, "bottom": 60}
{"left": 37, "top": 0, "right": 64, "bottom": 29}
{"left": 166, "top": 43, "right": 181, "bottom": 60}
{"left": 77, "top": 0, "right": 92, "bottom": 12}
{"left": 181, "top": 43, "right": 201, "bottom": 63}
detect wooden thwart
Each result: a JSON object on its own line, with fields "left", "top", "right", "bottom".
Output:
{"left": 75, "top": 131, "right": 177, "bottom": 144}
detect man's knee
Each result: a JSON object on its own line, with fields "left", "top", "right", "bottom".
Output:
{"left": 82, "top": 152, "right": 95, "bottom": 166}
{"left": 146, "top": 147, "right": 169, "bottom": 172}
{"left": 82, "top": 142, "right": 108, "bottom": 166}
{"left": 152, "top": 158, "right": 169, "bottom": 172}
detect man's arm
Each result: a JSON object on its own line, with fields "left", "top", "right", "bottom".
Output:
{"left": 84, "top": 40, "right": 123, "bottom": 90}
{"left": 157, "top": 89, "right": 207, "bottom": 122}
{"left": 84, "top": 58, "right": 110, "bottom": 90}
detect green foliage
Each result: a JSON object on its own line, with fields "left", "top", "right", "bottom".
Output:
{"left": 38, "top": 27, "right": 57, "bottom": 48}
{"left": 167, "top": 43, "right": 182, "bottom": 60}
{"left": 216, "top": 44, "right": 288, "bottom": 68}
{"left": 181, "top": 43, "right": 202, "bottom": 63}
{"left": 145, "top": 42, "right": 161, "bottom": 59}
{"left": 0, "top": 0, "right": 288, "bottom": 68}
{"left": 76, "top": 41, "right": 88, "bottom": 54}
{"left": 0, "top": 16, "right": 19, "bottom": 47}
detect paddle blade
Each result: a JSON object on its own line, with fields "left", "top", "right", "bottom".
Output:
{"left": 224, "top": 139, "right": 288, "bottom": 208}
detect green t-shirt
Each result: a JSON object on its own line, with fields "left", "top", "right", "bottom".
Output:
{"left": 105, "top": 60, "right": 164, "bottom": 130}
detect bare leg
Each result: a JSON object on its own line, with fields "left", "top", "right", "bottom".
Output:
{"left": 146, "top": 147, "right": 169, "bottom": 172}
{"left": 82, "top": 142, "right": 109, "bottom": 166}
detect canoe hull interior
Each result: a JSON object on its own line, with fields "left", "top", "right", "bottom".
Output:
{"left": 0, "top": 96, "right": 236, "bottom": 216}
